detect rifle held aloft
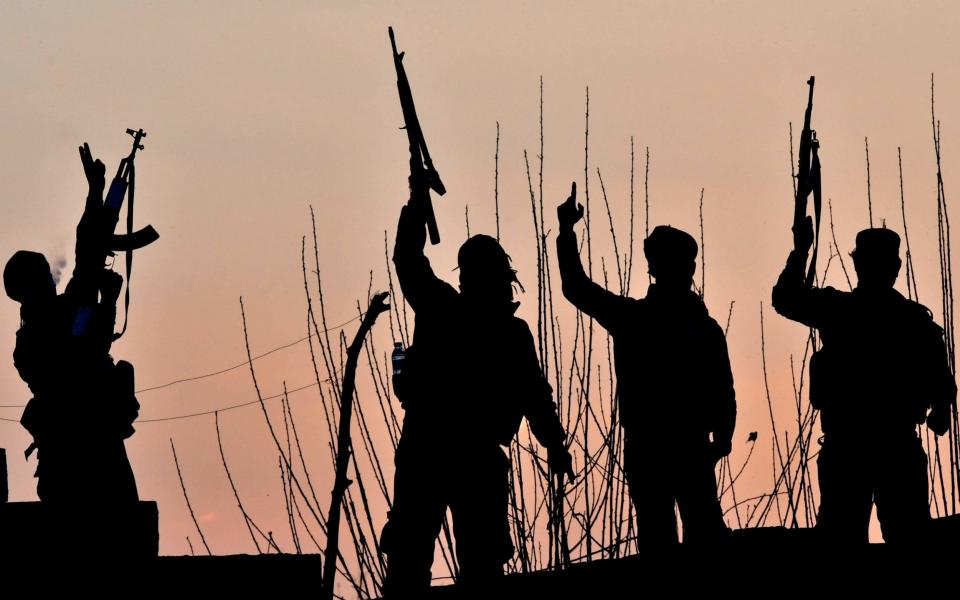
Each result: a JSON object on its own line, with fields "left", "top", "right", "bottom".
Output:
{"left": 389, "top": 26, "right": 445, "bottom": 245}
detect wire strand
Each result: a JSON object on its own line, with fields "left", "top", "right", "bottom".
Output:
{"left": 0, "top": 312, "right": 362, "bottom": 410}
{"left": 137, "top": 380, "right": 327, "bottom": 423}
{"left": 136, "top": 313, "right": 361, "bottom": 394}
{"left": 0, "top": 377, "right": 338, "bottom": 425}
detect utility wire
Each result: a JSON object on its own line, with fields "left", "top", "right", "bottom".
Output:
{"left": 0, "top": 313, "right": 362, "bottom": 410}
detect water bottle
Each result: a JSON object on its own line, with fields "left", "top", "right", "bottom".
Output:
{"left": 392, "top": 342, "right": 406, "bottom": 375}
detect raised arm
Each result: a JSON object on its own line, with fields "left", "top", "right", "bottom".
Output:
{"left": 392, "top": 194, "right": 456, "bottom": 315}
{"left": 771, "top": 215, "right": 832, "bottom": 328}
{"left": 555, "top": 182, "right": 630, "bottom": 331}
{"left": 65, "top": 143, "right": 107, "bottom": 306}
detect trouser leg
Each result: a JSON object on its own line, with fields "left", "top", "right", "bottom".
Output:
{"left": 624, "top": 440, "right": 679, "bottom": 545}
{"left": 91, "top": 439, "right": 140, "bottom": 503}
{"left": 382, "top": 442, "right": 447, "bottom": 596}
{"left": 449, "top": 446, "right": 512, "bottom": 586}
{"left": 815, "top": 443, "right": 872, "bottom": 543}
{"left": 875, "top": 437, "right": 930, "bottom": 544}
{"left": 675, "top": 452, "right": 728, "bottom": 543}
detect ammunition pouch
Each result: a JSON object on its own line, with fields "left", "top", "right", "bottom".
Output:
{"left": 110, "top": 360, "right": 140, "bottom": 439}
{"left": 392, "top": 345, "right": 420, "bottom": 409}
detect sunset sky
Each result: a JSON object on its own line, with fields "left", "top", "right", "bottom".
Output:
{"left": 1, "top": 0, "right": 959, "bottom": 559}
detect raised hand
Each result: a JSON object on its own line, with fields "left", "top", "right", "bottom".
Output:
{"left": 548, "top": 444, "right": 575, "bottom": 485}
{"left": 927, "top": 407, "right": 951, "bottom": 436}
{"left": 99, "top": 269, "right": 124, "bottom": 304}
{"left": 557, "top": 181, "right": 584, "bottom": 231}
{"left": 79, "top": 142, "right": 106, "bottom": 198}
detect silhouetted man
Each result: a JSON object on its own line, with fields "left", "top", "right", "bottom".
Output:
{"left": 382, "top": 188, "right": 573, "bottom": 594}
{"left": 556, "top": 182, "right": 735, "bottom": 544}
{"left": 773, "top": 217, "right": 955, "bottom": 543}
{"left": 4, "top": 143, "right": 139, "bottom": 504}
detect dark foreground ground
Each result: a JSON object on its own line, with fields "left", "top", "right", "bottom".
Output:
{"left": 411, "top": 518, "right": 960, "bottom": 599}
{"left": 2, "top": 502, "right": 957, "bottom": 596}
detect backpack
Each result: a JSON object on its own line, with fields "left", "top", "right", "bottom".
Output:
{"left": 809, "top": 300, "right": 952, "bottom": 428}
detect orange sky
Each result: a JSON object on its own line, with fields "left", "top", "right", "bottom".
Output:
{"left": 1, "top": 1, "right": 959, "bottom": 558}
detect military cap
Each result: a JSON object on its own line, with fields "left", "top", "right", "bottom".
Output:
{"left": 853, "top": 228, "right": 901, "bottom": 260}
{"left": 643, "top": 225, "right": 698, "bottom": 265}
{"left": 458, "top": 234, "right": 520, "bottom": 285}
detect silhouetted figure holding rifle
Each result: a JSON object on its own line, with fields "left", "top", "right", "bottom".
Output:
{"left": 772, "top": 77, "right": 955, "bottom": 543}
{"left": 556, "top": 182, "right": 735, "bottom": 544}
{"left": 381, "top": 27, "right": 572, "bottom": 595}
{"left": 4, "top": 134, "right": 158, "bottom": 505}
{"left": 774, "top": 223, "right": 955, "bottom": 542}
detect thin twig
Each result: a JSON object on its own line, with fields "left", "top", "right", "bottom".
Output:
{"left": 495, "top": 121, "right": 501, "bottom": 242}
{"left": 865, "top": 136, "right": 874, "bottom": 228}
{"left": 171, "top": 438, "right": 212, "bottom": 555}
